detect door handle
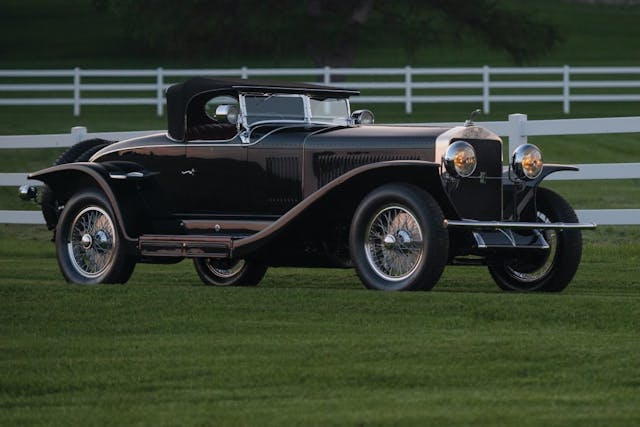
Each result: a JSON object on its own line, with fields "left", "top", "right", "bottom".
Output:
{"left": 181, "top": 168, "right": 196, "bottom": 176}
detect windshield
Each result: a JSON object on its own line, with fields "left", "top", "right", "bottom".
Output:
{"left": 309, "top": 98, "right": 350, "bottom": 125}
{"left": 243, "top": 95, "right": 305, "bottom": 126}
{"left": 241, "top": 94, "right": 351, "bottom": 127}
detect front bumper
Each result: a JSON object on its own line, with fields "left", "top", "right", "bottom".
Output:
{"left": 444, "top": 219, "right": 596, "bottom": 230}
{"left": 444, "top": 218, "right": 596, "bottom": 253}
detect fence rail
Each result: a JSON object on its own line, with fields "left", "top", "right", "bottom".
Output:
{"left": 1, "top": 114, "right": 639, "bottom": 225}
{"left": 1, "top": 66, "right": 640, "bottom": 115}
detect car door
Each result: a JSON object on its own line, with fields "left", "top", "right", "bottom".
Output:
{"left": 181, "top": 134, "right": 249, "bottom": 215}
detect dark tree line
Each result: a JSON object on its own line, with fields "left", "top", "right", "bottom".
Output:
{"left": 100, "top": 0, "right": 560, "bottom": 66}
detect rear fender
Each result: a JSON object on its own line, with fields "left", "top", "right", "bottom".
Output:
{"left": 29, "top": 162, "right": 151, "bottom": 243}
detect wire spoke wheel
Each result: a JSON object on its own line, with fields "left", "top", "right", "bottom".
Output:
{"left": 193, "top": 258, "right": 267, "bottom": 287}
{"left": 67, "top": 206, "right": 116, "bottom": 279}
{"left": 488, "top": 188, "right": 583, "bottom": 292}
{"left": 365, "top": 205, "right": 424, "bottom": 281}
{"left": 349, "top": 184, "right": 449, "bottom": 291}
{"left": 205, "top": 259, "right": 246, "bottom": 279}
{"left": 505, "top": 212, "right": 558, "bottom": 283}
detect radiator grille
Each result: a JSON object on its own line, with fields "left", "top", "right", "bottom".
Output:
{"left": 446, "top": 139, "right": 503, "bottom": 220}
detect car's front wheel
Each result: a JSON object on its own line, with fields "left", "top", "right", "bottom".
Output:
{"left": 349, "top": 184, "right": 449, "bottom": 291}
{"left": 55, "top": 190, "right": 135, "bottom": 284}
{"left": 488, "top": 187, "right": 582, "bottom": 292}
{"left": 193, "top": 258, "right": 268, "bottom": 286}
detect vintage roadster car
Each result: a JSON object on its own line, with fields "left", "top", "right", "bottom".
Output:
{"left": 21, "top": 77, "right": 595, "bottom": 291}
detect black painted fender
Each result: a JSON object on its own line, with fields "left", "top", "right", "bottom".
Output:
{"left": 530, "top": 163, "right": 579, "bottom": 186}
{"left": 233, "top": 160, "right": 457, "bottom": 258}
{"left": 28, "top": 161, "right": 152, "bottom": 243}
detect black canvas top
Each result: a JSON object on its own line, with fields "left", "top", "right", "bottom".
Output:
{"left": 166, "top": 77, "right": 359, "bottom": 140}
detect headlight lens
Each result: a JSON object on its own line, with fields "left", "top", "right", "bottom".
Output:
{"left": 512, "top": 144, "right": 543, "bottom": 180}
{"left": 351, "top": 109, "right": 375, "bottom": 125}
{"left": 444, "top": 141, "right": 477, "bottom": 177}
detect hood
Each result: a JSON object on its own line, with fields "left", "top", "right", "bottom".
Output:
{"left": 305, "top": 124, "right": 453, "bottom": 148}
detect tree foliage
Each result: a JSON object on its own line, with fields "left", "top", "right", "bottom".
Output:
{"left": 106, "top": 0, "right": 560, "bottom": 66}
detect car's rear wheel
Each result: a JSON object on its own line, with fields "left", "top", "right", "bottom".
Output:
{"left": 193, "top": 258, "right": 268, "bottom": 286}
{"left": 488, "top": 188, "right": 582, "bottom": 292}
{"left": 349, "top": 183, "right": 449, "bottom": 291}
{"left": 55, "top": 190, "right": 135, "bottom": 284}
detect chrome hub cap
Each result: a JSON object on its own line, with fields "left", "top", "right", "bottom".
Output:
{"left": 365, "top": 205, "right": 423, "bottom": 281}
{"left": 67, "top": 206, "right": 116, "bottom": 279}
{"left": 383, "top": 234, "right": 396, "bottom": 249}
{"left": 81, "top": 233, "right": 93, "bottom": 249}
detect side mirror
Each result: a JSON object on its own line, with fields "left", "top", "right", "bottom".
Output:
{"left": 351, "top": 109, "right": 375, "bottom": 125}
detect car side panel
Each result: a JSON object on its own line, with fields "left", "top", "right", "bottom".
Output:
{"left": 303, "top": 125, "right": 446, "bottom": 196}
{"left": 92, "top": 135, "right": 187, "bottom": 219}
{"left": 184, "top": 138, "right": 249, "bottom": 214}
{"left": 246, "top": 129, "right": 305, "bottom": 215}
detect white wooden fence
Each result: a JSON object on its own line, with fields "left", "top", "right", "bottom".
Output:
{"left": 1, "top": 114, "right": 639, "bottom": 225}
{"left": 1, "top": 66, "right": 640, "bottom": 115}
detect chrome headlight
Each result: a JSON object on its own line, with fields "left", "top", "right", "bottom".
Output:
{"left": 351, "top": 109, "right": 375, "bottom": 125}
{"left": 444, "top": 140, "right": 477, "bottom": 177}
{"left": 512, "top": 144, "right": 543, "bottom": 180}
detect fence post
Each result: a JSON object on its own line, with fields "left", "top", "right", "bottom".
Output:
{"left": 156, "top": 67, "right": 164, "bottom": 117}
{"left": 507, "top": 113, "right": 527, "bottom": 156}
{"left": 405, "top": 65, "right": 412, "bottom": 114}
{"left": 483, "top": 65, "right": 490, "bottom": 114}
{"left": 323, "top": 66, "right": 331, "bottom": 85}
{"left": 241, "top": 66, "right": 248, "bottom": 79}
{"left": 71, "top": 126, "right": 87, "bottom": 144}
{"left": 563, "top": 65, "right": 570, "bottom": 114}
{"left": 73, "top": 67, "right": 81, "bottom": 117}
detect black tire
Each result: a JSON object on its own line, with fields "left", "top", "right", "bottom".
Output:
{"left": 75, "top": 143, "right": 108, "bottom": 162}
{"left": 55, "top": 190, "right": 135, "bottom": 284}
{"left": 193, "top": 258, "right": 268, "bottom": 286}
{"left": 349, "top": 183, "right": 449, "bottom": 291}
{"left": 54, "top": 138, "right": 111, "bottom": 165}
{"left": 488, "top": 188, "right": 582, "bottom": 292}
{"left": 41, "top": 139, "right": 112, "bottom": 230}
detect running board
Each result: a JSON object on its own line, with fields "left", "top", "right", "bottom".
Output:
{"left": 139, "top": 234, "right": 233, "bottom": 258}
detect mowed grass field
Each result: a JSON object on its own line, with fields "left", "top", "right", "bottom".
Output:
{"left": 1, "top": 224, "right": 639, "bottom": 426}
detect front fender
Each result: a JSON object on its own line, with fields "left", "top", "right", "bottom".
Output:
{"left": 530, "top": 163, "right": 579, "bottom": 187}
{"left": 29, "top": 162, "right": 151, "bottom": 243}
{"left": 233, "top": 160, "right": 454, "bottom": 257}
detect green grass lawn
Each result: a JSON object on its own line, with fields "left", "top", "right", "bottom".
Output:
{"left": 1, "top": 224, "right": 639, "bottom": 426}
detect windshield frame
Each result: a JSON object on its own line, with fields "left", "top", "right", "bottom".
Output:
{"left": 238, "top": 93, "right": 351, "bottom": 129}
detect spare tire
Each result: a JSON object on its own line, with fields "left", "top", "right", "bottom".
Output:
{"left": 41, "top": 138, "right": 113, "bottom": 230}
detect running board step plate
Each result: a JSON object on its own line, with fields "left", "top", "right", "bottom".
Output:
{"left": 139, "top": 234, "right": 232, "bottom": 258}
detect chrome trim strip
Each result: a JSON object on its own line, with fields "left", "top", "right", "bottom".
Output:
{"left": 472, "top": 231, "right": 486, "bottom": 249}
{"left": 434, "top": 126, "right": 462, "bottom": 168}
{"left": 434, "top": 125, "right": 504, "bottom": 168}
{"left": 444, "top": 219, "right": 597, "bottom": 230}
{"left": 533, "top": 229, "right": 550, "bottom": 249}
